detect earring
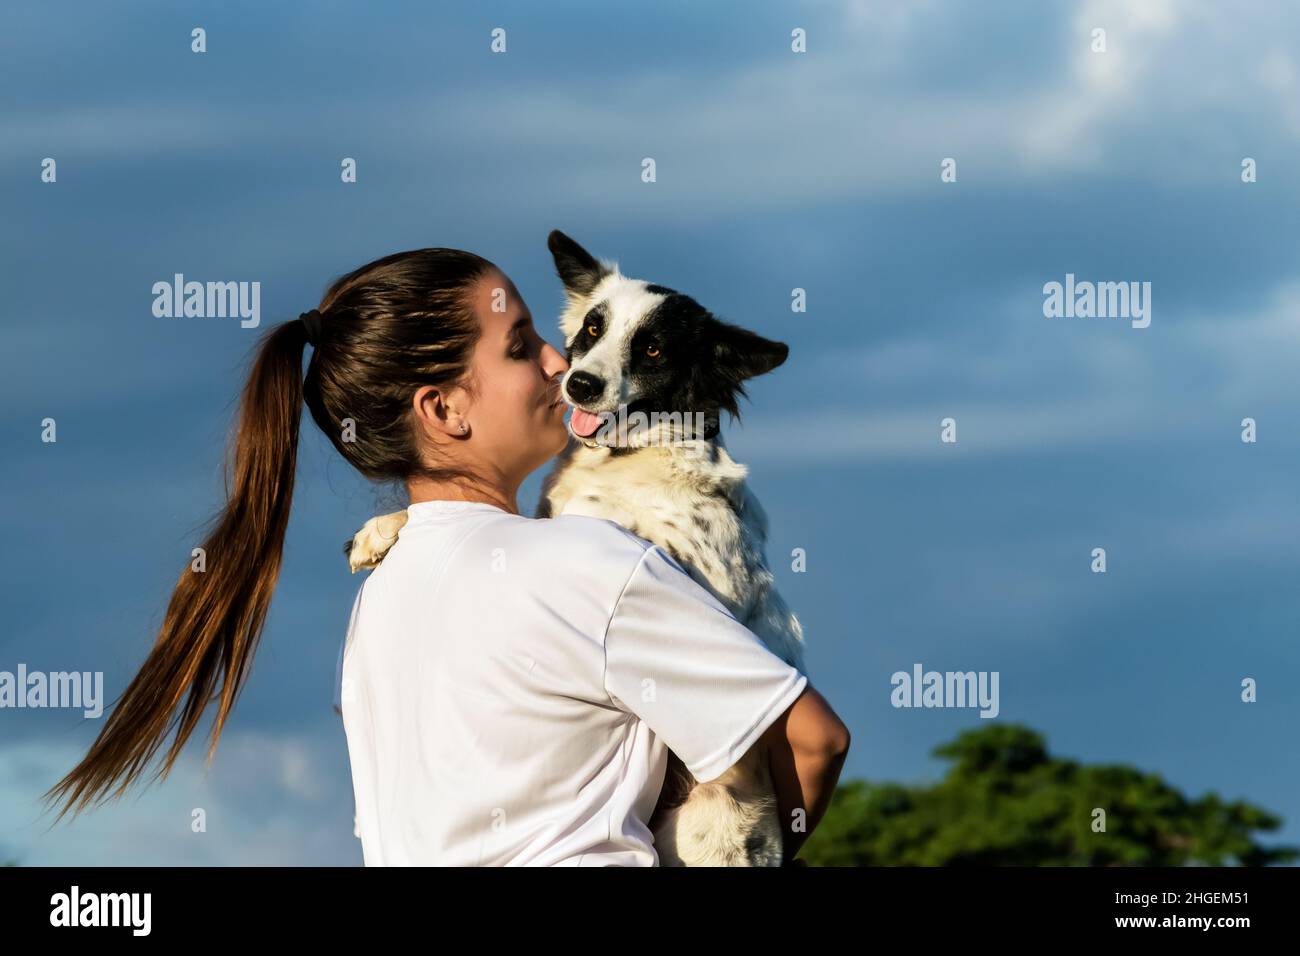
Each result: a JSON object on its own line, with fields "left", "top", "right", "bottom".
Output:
{"left": 459, "top": 421, "right": 468, "bottom": 434}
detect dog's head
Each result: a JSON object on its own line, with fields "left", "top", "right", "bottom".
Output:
{"left": 547, "top": 229, "right": 788, "bottom": 443}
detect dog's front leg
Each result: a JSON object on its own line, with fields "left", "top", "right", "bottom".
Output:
{"left": 345, "top": 510, "right": 410, "bottom": 572}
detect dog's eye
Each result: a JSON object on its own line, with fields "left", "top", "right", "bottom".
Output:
{"left": 586, "top": 324, "right": 599, "bottom": 337}
{"left": 645, "top": 344, "right": 661, "bottom": 358}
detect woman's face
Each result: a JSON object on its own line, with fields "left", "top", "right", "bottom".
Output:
{"left": 457, "top": 267, "right": 572, "bottom": 485}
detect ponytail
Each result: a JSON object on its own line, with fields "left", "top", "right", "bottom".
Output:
{"left": 43, "top": 319, "right": 310, "bottom": 820}
{"left": 44, "top": 245, "right": 494, "bottom": 820}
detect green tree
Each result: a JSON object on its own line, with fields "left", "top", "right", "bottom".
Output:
{"left": 801, "top": 724, "right": 1296, "bottom": 867}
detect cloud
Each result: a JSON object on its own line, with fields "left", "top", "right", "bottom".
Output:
{"left": 727, "top": 396, "right": 1143, "bottom": 464}
{"left": 1182, "top": 279, "right": 1300, "bottom": 405}
{"left": 0, "top": 729, "right": 358, "bottom": 865}
{"left": 729, "top": 274, "right": 1300, "bottom": 465}
{"left": 9, "top": 1, "right": 1300, "bottom": 216}
{"left": 0, "top": 105, "right": 248, "bottom": 164}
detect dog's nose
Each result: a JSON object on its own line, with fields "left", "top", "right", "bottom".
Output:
{"left": 565, "top": 371, "right": 605, "bottom": 405}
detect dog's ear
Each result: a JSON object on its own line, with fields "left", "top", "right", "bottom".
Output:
{"left": 548, "top": 230, "right": 610, "bottom": 299}
{"left": 713, "top": 320, "right": 789, "bottom": 382}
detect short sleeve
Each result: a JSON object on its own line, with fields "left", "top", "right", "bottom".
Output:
{"left": 602, "top": 545, "right": 808, "bottom": 783}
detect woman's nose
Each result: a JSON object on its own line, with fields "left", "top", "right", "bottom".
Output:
{"left": 543, "top": 342, "right": 569, "bottom": 375}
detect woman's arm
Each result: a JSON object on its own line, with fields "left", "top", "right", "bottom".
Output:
{"left": 761, "top": 683, "right": 851, "bottom": 863}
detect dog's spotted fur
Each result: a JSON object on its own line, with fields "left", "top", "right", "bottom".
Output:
{"left": 347, "top": 230, "right": 805, "bottom": 866}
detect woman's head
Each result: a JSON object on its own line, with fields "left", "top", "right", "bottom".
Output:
{"left": 404, "top": 264, "right": 571, "bottom": 500}
{"left": 44, "top": 246, "right": 569, "bottom": 819}
{"left": 307, "top": 253, "right": 570, "bottom": 499}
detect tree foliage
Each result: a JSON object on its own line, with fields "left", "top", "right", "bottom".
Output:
{"left": 800, "top": 724, "right": 1296, "bottom": 867}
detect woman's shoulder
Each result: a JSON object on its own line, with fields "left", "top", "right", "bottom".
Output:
{"left": 528, "top": 511, "right": 653, "bottom": 563}
{"left": 458, "top": 510, "right": 653, "bottom": 585}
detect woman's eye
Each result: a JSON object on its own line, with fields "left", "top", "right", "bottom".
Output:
{"left": 510, "top": 339, "right": 527, "bottom": 358}
{"left": 586, "top": 324, "right": 599, "bottom": 337}
{"left": 645, "top": 344, "right": 661, "bottom": 358}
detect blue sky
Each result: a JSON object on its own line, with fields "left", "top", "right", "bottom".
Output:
{"left": 2, "top": 0, "right": 1298, "bottom": 863}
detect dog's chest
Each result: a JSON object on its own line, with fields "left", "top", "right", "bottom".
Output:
{"left": 542, "top": 443, "right": 765, "bottom": 616}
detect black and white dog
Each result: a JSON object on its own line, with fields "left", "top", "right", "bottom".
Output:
{"left": 348, "top": 231, "right": 806, "bottom": 866}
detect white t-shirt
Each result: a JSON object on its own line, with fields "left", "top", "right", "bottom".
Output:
{"left": 337, "top": 499, "right": 808, "bottom": 866}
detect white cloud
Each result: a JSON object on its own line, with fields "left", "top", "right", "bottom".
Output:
{"left": 1182, "top": 279, "right": 1300, "bottom": 405}
{"left": 0, "top": 104, "right": 259, "bottom": 164}
{"left": 9, "top": 1, "right": 1299, "bottom": 213}
{"left": 727, "top": 394, "right": 1149, "bottom": 464}
{"left": 729, "top": 275, "right": 1300, "bottom": 464}
{"left": 0, "top": 729, "right": 357, "bottom": 865}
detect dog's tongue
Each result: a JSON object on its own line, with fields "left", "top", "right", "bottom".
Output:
{"left": 570, "top": 407, "right": 604, "bottom": 438}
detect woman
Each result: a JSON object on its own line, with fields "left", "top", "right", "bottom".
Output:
{"left": 44, "top": 247, "right": 851, "bottom": 866}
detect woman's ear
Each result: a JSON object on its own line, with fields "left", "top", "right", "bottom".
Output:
{"left": 412, "top": 385, "right": 470, "bottom": 438}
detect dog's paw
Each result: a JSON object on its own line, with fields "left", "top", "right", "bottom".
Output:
{"left": 345, "top": 511, "right": 410, "bottom": 572}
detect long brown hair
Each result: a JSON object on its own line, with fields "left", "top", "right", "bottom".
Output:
{"left": 43, "top": 248, "right": 495, "bottom": 820}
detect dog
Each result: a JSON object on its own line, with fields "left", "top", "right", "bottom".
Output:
{"left": 346, "top": 230, "right": 806, "bottom": 866}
